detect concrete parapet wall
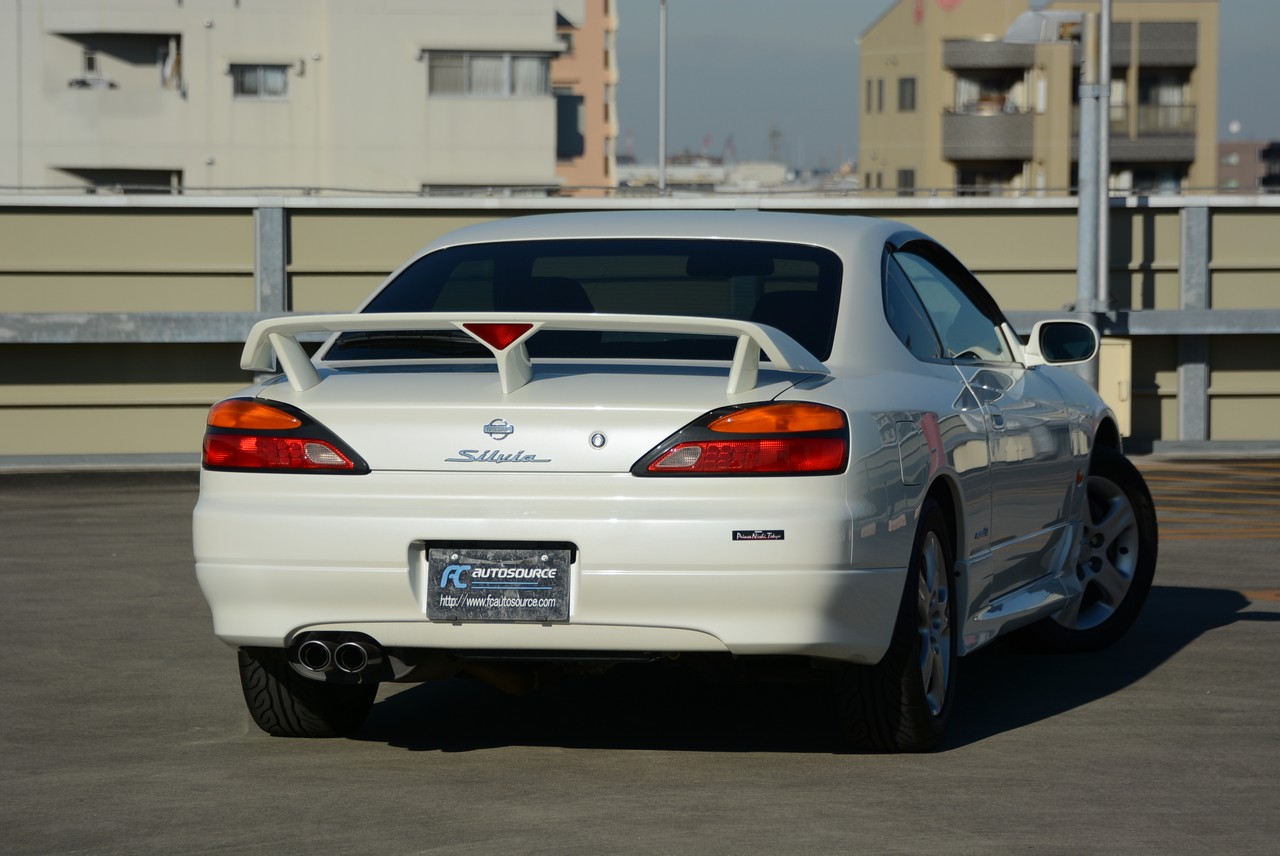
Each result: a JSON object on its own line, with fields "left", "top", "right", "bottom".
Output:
{"left": 2, "top": 194, "right": 1279, "bottom": 466}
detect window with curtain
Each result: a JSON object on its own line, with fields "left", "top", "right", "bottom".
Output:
{"left": 469, "top": 55, "right": 505, "bottom": 95}
{"left": 1138, "top": 72, "right": 1192, "bottom": 133}
{"left": 231, "top": 64, "right": 289, "bottom": 98}
{"left": 428, "top": 52, "right": 550, "bottom": 97}
{"left": 955, "top": 77, "right": 980, "bottom": 113}
{"left": 511, "top": 56, "right": 548, "bottom": 96}
{"left": 428, "top": 54, "right": 465, "bottom": 94}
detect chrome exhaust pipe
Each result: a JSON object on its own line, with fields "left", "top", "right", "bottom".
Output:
{"left": 297, "top": 639, "right": 334, "bottom": 672}
{"left": 334, "top": 640, "right": 381, "bottom": 674}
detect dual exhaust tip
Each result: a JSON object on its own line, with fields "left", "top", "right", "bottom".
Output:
{"left": 297, "top": 638, "right": 382, "bottom": 675}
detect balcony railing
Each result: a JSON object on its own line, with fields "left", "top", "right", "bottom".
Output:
{"left": 942, "top": 109, "right": 1034, "bottom": 162}
{"left": 1070, "top": 105, "right": 1195, "bottom": 137}
{"left": 943, "top": 40, "right": 1034, "bottom": 70}
{"left": 1071, "top": 105, "right": 1130, "bottom": 136}
{"left": 1137, "top": 105, "right": 1196, "bottom": 136}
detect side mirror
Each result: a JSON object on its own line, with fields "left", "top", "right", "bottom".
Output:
{"left": 1024, "top": 320, "right": 1099, "bottom": 366}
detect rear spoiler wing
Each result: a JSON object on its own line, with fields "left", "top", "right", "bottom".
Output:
{"left": 242, "top": 312, "right": 830, "bottom": 396}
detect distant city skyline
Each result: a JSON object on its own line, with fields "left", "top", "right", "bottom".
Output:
{"left": 615, "top": 0, "right": 1280, "bottom": 168}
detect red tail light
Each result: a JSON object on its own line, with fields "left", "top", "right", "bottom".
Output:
{"left": 635, "top": 402, "right": 848, "bottom": 476}
{"left": 203, "top": 435, "right": 357, "bottom": 471}
{"left": 649, "top": 438, "right": 847, "bottom": 474}
{"left": 463, "top": 323, "right": 534, "bottom": 351}
{"left": 202, "top": 399, "right": 369, "bottom": 474}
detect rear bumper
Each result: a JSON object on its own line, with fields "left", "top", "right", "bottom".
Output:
{"left": 193, "top": 470, "right": 908, "bottom": 665}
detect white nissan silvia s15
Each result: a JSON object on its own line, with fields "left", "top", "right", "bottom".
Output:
{"left": 194, "top": 211, "right": 1157, "bottom": 752}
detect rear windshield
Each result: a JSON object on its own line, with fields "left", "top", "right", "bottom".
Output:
{"left": 325, "top": 238, "right": 842, "bottom": 362}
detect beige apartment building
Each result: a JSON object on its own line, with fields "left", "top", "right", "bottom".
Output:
{"left": 858, "top": 0, "right": 1219, "bottom": 196}
{"left": 0, "top": 0, "right": 615, "bottom": 195}
{"left": 553, "top": 0, "right": 619, "bottom": 195}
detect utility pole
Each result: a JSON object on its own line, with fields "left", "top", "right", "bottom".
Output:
{"left": 1097, "top": 0, "right": 1113, "bottom": 326}
{"left": 1075, "top": 12, "right": 1102, "bottom": 388}
{"left": 658, "top": 0, "right": 668, "bottom": 193}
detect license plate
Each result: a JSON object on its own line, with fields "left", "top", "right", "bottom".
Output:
{"left": 427, "top": 547, "right": 570, "bottom": 622}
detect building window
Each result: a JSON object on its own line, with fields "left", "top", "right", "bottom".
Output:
{"left": 232, "top": 64, "right": 288, "bottom": 98}
{"left": 512, "top": 56, "right": 549, "bottom": 95}
{"left": 898, "top": 77, "right": 916, "bottom": 112}
{"left": 865, "top": 80, "right": 873, "bottom": 114}
{"left": 555, "top": 87, "right": 585, "bottom": 161}
{"left": 877, "top": 79, "right": 885, "bottom": 113}
{"left": 897, "top": 169, "right": 916, "bottom": 196}
{"left": 67, "top": 48, "right": 116, "bottom": 88}
{"left": 68, "top": 35, "right": 180, "bottom": 91}
{"left": 58, "top": 167, "right": 182, "bottom": 194}
{"left": 428, "top": 52, "right": 551, "bottom": 97}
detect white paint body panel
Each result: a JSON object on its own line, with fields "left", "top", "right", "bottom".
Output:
{"left": 195, "top": 468, "right": 905, "bottom": 662}
{"left": 193, "top": 211, "right": 1116, "bottom": 666}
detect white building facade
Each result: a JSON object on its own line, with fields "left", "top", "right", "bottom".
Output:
{"left": 0, "top": 0, "right": 567, "bottom": 193}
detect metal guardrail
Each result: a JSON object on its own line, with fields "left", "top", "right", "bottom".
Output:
{"left": 2, "top": 193, "right": 1279, "bottom": 464}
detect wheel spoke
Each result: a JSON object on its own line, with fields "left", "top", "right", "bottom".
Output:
{"left": 920, "top": 639, "right": 936, "bottom": 690}
{"left": 1095, "top": 498, "right": 1136, "bottom": 547}
{"left": 1093, "top": 558, "right": 1132, "bottom": 605}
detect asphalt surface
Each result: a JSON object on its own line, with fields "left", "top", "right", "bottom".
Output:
{"left": 1, "top": 461, "right": 1278, "bottom": 855}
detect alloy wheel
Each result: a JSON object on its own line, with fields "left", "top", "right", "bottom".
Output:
{"left": 915, "top": 530, "right": 952, "bottom": 716}
{"left": 1057, "top": 473, "right": 1140, "bottom": 631}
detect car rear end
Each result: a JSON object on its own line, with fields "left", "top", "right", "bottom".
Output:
{"left": 193, "top": 213, "right": 910, "bottom": 694}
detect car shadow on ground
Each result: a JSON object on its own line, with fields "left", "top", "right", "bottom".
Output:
{"left": 353, "top": 585, "right": 1276, "bottom": 754}
{"left": 946, "top": 584, "right": 1277, "bottom": 748}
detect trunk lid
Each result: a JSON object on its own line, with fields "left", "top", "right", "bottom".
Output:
{"left": 259, "top": 362, "right": 809, "bottom": 473}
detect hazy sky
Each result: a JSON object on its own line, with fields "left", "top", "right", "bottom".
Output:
{"left": 614, "top": 0, "right": 1280, "bottom": 168}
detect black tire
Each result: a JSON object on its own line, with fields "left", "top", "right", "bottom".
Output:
{"left": 1026, "top": 445, "right": 1158, "bottom": 653}
{"left": 835, "top": 499, "right": 958, "bottom": 753}
{"left": 238, "top": 647, "right": 377, "bottom": 738}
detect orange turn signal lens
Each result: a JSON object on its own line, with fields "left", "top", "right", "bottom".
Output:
{"left": 207, "top": 400, "right": 302, "bottom": 430}
{"left": 708, "top": 403, "right": 846, "bottom": 434}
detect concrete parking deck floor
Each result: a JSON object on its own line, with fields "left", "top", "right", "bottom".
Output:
{"left": 1, "top": 462, "right": 1277, "bottom": 855}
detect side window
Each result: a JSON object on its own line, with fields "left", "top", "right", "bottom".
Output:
{"left": 884, "top": 255, "right": 943, "bottom": 361}
{"left": 893, "top": 250, "right": 1012, "bottom": 363}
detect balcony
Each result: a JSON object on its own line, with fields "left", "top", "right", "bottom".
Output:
{"left": 943, "top": 40, "right": 1034, "bottom": 70}
{"left": 1136, "top": 104, "right": 1196, "bottom": 136}
{"left": 1070, "top": 104, "right": 1197, "bottom": 163}
{"left": 942, "top": 108, "right": 1034, "bottom": 162}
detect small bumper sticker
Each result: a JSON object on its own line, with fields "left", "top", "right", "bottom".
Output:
{"left": 732, "top": 530, "right": 785, "bottom": 542}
